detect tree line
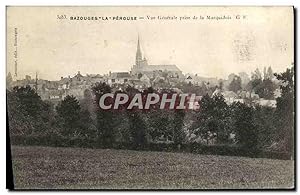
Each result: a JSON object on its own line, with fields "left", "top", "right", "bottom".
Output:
{"left": 7, "top": 66, "right": 294, "bottom": 158}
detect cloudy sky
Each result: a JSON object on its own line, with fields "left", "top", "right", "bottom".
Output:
{"left": 7, "top": 6, "right": 294, "bottom": 80}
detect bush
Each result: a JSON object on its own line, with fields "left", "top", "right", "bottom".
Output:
{"left": 10, "top": 135, "right": 290, "bottom": 160}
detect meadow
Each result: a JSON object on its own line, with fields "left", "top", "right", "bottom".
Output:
{"left": 11, "top": 146, "right": 294, "bottom": 189}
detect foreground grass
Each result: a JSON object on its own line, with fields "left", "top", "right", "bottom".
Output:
{"left": 11, "top": 146, "right": 294, "bottom": 189}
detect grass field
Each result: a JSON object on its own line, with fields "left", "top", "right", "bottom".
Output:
{"left": 10, "top": 146, "right": 294, "bottom": 189}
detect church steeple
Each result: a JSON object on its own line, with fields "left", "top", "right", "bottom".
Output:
{"left": 136, "top": 36, "right": 143, "bottom": 66}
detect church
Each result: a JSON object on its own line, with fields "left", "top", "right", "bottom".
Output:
{"left": 130, "top": 37, "right": 182, "bottom": 78}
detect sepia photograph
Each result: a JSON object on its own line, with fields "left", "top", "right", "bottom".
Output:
{"left": 6, "top": 6, "right": 295, "bottom": 190}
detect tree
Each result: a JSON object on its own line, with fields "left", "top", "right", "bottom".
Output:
{"left": 232, "top": 102, "right": 258, "bottom": 150}
{"left": 13, "top": 86, "right": 44, "bottom": 118}
{"left": 78, "top": 109, "right": 97, "bottom": 138}
{"left": 7, "top": 89, "right": 35, "bottom": 135}
{"left": 146, "top": 88, "right": 186, "bottom": 144}
{"left": 127, "top": 111, "right": 148, "bottom": 149}
{"left": 218, "top": 79, "right": 224, "bottom": 90}
{"left": 125, "top": 86, "right": 148, "bottom": 148}
{"left": 80, "top": 89, "right": 96, "bottom": 120}
{"left": 253, "top": 105, "right": 276, "bottom": 148}
{"left": 267, "top": 66, "right": 274, "bottom": 80}
{"left": 248, "top": 77, "right": 262, "bottom": 94}
{"left": 194, "top": 94, "right": 232, "bottom": 144}
{"left": 263, "top": 67, "right": 267, "bottom": 80}
{"left": 257, "top": 79, "right": 276, "bottom": 99}
{"left": 92, "top": 82, "right": 116, "bottom": 147}
{"left": 252, "top": 68, "right": 262, "bottom": 80}
{"left": 56, "top": 95, "right": 81, "bottom": 136}
{"left": 228, "top": 75, "right": 242, "bottom": 93}
{"left": 148, "top": 110, "right": 173, "bottom": 141}
{"left": 211, "top": 94, "right": 232, "bottom": 143}
{"left": 274, "top": 65, "right": 294, "bottom": 157}
{"left": 238, "top": 72, "right": 250, "bottom": 89}
{"left": 248, "top": 69, "right": 276, "bottom": 99}
{"left": 7, "top": 86, "right": 54, "bottom": 135}
{"left": 173, "top": 109, "right": 186, "bottom": 145}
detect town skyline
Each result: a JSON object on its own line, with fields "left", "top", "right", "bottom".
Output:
{"left": 7, "top": 34, "right": 293, "bottom": 82}
{"left": 7, "top": 7, "right": 293, "bottom": 81}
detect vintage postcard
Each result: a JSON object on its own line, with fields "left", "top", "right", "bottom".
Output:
{"left": 6, "top": 6, "right": 294, "bottom": 190}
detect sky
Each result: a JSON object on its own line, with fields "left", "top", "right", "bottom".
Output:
{"left": 7, "top": 6, "right": 294, "bottom": 80}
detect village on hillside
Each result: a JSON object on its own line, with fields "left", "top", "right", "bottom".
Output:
{"left": 7, "top": 37, "right": 280, "bottom": 109}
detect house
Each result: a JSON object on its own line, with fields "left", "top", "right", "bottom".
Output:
{"left": 108, "top": 72, "right": 131, "bottom": 85}
{"left": 88, "top": 74, "right": 105, "bottom": 83}
{"left": 184, "top": 74, "right": 219, "bottom": 86}
{"left": 186, "top": 75, "right": 193, "bottom": 85}
{"left": 255, "top": 99, "right": 277, "bottom": 108}
{"left": 139, "top": 74, "right": 151, "bottom": 87}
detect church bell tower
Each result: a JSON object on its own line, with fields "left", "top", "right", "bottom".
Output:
{"left": 135, "top": 36, "right": 148, "bottom": 67}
